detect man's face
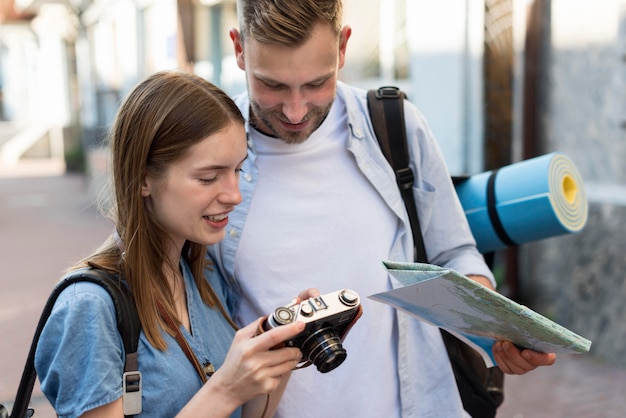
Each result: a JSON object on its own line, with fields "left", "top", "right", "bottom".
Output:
{"left": 231, "top": 23, "right": 351, "bottom": 144}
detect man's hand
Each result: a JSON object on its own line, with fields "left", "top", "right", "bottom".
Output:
{"left": 466, "top": 274, "right": 495, "bottom": 290}
{"left": 493, "top": 341, "right": 557, "bottom": 375}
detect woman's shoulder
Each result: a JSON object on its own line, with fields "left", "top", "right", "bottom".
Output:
{"left": 35, "top": 280, "right": 127, "bottom": 417}
{"left": 52, "top": 279, "right": 119, "bottom": 315}
{"left": 41, "top": 279, "right": 123, "bottom": 353}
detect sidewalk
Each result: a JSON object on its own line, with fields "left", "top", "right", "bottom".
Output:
{"left": 0, "top": 171, "right": 113, "bottom": 418}
{"left": 498, "top": 353, "right": 626, "bottom": 417}
{"left": 1, "top": 170, "right": 624, "bottom": 417}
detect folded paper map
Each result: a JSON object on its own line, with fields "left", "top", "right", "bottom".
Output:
{"left": 369, "top": 260, "right": 592, "bottom": 367}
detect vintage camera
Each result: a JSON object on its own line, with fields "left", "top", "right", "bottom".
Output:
{"left": 262, "top": 289, "right": 362, "bottom": 373}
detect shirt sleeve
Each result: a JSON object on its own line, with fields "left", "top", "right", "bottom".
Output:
{"left": 404, "top": 101, "right": 496, "bottom": 286}
{"left": 35, "top": 281, "right": 125, "bottom": 418}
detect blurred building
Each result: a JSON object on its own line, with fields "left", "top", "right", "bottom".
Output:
{"left": 1, "top": 0, "right": 490, "bottom": 174}
{"left": 0, "top": 0, "right": 68, "bottom": 171}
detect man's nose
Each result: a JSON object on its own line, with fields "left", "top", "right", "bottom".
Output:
{"left": 282, "top": 91, "right": 308, "bottom": 123}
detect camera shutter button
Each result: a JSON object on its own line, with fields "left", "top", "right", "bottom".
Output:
{"left": 339, "top": 289, "right": 359, "bottom": 306}
{"left": 300, "top": 303, "right": 314, "bottom": 317}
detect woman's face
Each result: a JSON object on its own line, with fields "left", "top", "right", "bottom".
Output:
{"left": 142, "top": 122, "right": 247, "bottom": 253}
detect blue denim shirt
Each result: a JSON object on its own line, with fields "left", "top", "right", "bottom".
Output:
{"left": 208, "top": 81, "right": 494, "bottom": 417}
{"left": 35, "top": 260, "right": 240, "bottom": 418}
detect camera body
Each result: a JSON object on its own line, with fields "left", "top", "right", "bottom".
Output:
{"left": 262, "top": 289, "right": 362, "bottom": 373}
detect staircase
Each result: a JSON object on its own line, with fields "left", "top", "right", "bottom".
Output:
{"left": 0, "top": 121, "right": 66, "bottom": 177}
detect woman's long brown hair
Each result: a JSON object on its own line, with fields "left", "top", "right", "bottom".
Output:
{"left": 70, "top": 71, "right": 244, "bottom": 349}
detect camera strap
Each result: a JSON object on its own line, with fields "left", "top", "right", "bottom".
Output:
{"left": 156, "top": 299, "right": 213, "bottom": 383}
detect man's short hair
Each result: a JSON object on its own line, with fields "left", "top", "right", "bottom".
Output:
{"left": 237, "top": 0, "right": 343, "bottom": 46}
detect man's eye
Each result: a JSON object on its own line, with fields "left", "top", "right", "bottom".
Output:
{"left": 307, "top": 81, "right": 325, "bottom": 89}
{"left": 263, "top": 82, "right": 284, "bottom": 90}
{"left": 199, "top": 177, "right": 217, "bottom": 184}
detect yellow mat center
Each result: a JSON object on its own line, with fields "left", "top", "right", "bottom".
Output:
{"left": 562, "top": 175, "right": 577, "bottom": 204}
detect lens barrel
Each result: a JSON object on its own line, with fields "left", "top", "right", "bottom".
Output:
{"left": 300, "top": 327, "right": 347, "bottom": 373}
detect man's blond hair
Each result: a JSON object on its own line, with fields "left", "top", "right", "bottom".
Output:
{"left": 237, "top": 0, "right": 343, "bottom": 46}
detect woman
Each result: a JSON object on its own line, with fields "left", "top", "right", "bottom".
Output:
{"left": 35, "top": 71, "right": 307, "bottom": 418}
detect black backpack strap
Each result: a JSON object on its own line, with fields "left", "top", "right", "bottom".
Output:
{"left": 367, "top": 86, "right": 504, "bottom": 417}
{"left": 6, "top": 268, "right": 142, "bottom": 418}
{"left": 367, "top": 86, "right": 427, "bottom": 263}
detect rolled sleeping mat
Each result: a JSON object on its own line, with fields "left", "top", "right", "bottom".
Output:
{"left": 454, "top": 152, "right": 588, "bottom": 254}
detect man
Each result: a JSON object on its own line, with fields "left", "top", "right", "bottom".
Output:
{"left": 208, "top": 0, "right": 556, "bottom": 416}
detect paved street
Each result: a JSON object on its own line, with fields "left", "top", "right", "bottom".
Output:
{"left": 1, "top": 171, "right": 113, "bottom": 417}
{"left": 1, "top": 170, "right": 625, "bottom": 417}
{"left": 499, "top": 353, "right": 626, "bottom": 417}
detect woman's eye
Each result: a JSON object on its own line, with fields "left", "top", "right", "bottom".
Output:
{"left": 199, "top": 177, "right": 217, "bottom": 184}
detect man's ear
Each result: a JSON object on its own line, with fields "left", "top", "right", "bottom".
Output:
{"left": 338, "top": 25, "right": 352, "bottom": 70}
{"left": 230, "top": 28, "right": 245, "bottom": 70}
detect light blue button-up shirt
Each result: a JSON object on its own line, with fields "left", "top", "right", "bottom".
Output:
{"left": 209, "top": 81, "right": 494, "bottom": 417}
{"left": 35, "top": 260, "right": 240, "bottom": 418}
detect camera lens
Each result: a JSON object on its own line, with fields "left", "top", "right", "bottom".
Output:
{"left": 300, "top": 327, "right": 347, "bottom": 373}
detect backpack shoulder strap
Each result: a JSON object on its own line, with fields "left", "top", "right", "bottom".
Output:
{"left": 367, "top": 87, "right": 505, "bottom": 417}
{"left": 7, "top": 268, "right": 142, "bottom": 418}
{"left": 367, "top": 86, "right": 427, "bottom": 263}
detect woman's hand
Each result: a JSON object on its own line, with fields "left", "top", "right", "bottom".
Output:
{"left": 213, "top": 318, "right": 306, "bottom": 405}
{"left": 493, "top": 341, "right": 557, "bottom": 375}
{"left": 177, "top": 319, "right": 305, "bottom": 417}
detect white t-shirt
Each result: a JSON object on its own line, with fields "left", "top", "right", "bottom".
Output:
{"left": 235, "top": 96, "right": 402, "bottom": 417}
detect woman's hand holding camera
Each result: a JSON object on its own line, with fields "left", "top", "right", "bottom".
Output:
{"left": 212, "top": 318, "right": 305, "bottom": 404}
{"left": 178, "top": 289, "right": 319, "bottom": 417}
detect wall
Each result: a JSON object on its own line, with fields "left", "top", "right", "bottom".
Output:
{"left": 519, "top": 0, "right": 626, "bottom": 366}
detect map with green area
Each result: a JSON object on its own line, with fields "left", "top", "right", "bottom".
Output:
{"left": 370, "top": 261, "right": 592, "bottom": 367}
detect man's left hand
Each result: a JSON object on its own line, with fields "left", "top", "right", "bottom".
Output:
{"left": 493, "top": 341, "right": 556, "bottom": 374}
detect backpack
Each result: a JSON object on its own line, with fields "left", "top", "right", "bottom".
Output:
{"left": 367, "top": 86, "right": 505, "bottom": 418}
{"left": 0, "top": 268, "right": 142, "bottom": 418}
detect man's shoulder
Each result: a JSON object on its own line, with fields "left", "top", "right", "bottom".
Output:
{"left": 338, "top": 82, "right": 426, "bottom": 130}
{"left": 337, "top": 80, "right": 367, "bottom": 101}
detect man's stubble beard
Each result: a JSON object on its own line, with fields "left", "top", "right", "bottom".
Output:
{"left": 249, "top": 99, "right": 333, "bottom": 145}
